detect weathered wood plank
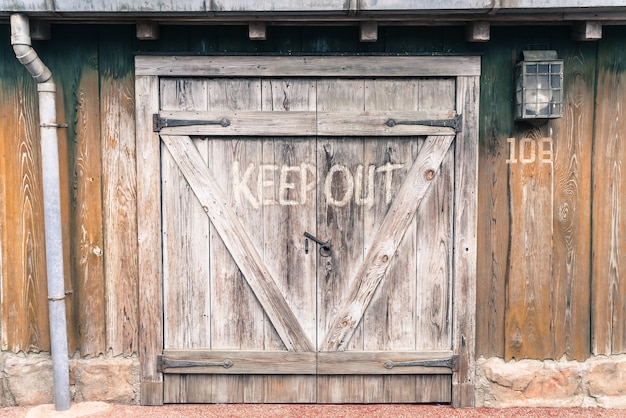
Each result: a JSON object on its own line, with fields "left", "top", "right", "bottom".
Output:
{"left": 99, "top": 36, "right": 139, "bottom": 356}
{"left": 136, "top": 56, "right": 482, "bottom": 77}
{"left": 158, "top": 110, "right": 316, "bottom": 136}
{"left": 415, "top": 78, "right": 456, "bottom": 351}
{"left": 140, "top": 381, "right": 164, "bottom": 406}
{"left": 257, "top": 80, "right": 318, "bottom": 348}
{"left": 550, "top": 44, "right": 594, "bottom": 361}
{"left": 209, "top": 136, "right": 267, "bottom": 400}
{"left": 160, "top": 78, "right": 211, "bottom": 350}
{"left": 244, "top": 375, "right": 316, "bottom": 403}
{"left": 361, "top": 79, "right": 419, "bottom": 403}
{"left": 451, "top": 76, "right": 479, "bottom": 407}
{"left": 162, "top": 134, "right": 314, "bottom": 352}
{"left": 415, "top": 147, "right": 454, "bottom": 351}
{"left": 505, "top": 128, "right": 554, "bottom": 361}
{"left": 203, "top": 78, "right": 269, "bottom": 402}
{"left": 317, "top": 351, "right": 455, "bottom": 375}
{"left": 362, "top": 137, "right": 420, "bottom": 401}
{"left": 317, "top": 110, "right": 458, "bottom": 136}
{"left": 159, "top": 110, "right": 457, "bottom": 137}
{"left": 475, "top": 48, "right": 511, "bottom": 359}
{"left": 321, "top": 134, "right": 455, "bottom": 352}
{"left": 135, "top": 74, "right": 163, "bottom": 404}
{"left": 68, "top": 58, "right": 106, "bottom": 356}
{"left": 258, "top": 79, "right": 318, "bottom": 398}
{"left": 161, "top": 350, "right": 316, "bottom": 374}
{"left": 315, "top": 78, "right": 366, "bottom": 403}
{"left": 592, "top": 35, "right": 626, "bottom": 355}
{"left": 0, "top": 73, "right": 49, "bottom": 352}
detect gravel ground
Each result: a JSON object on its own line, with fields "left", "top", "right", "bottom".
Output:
{"left": 1, "top": 404, "right": 626, "bottom": 418}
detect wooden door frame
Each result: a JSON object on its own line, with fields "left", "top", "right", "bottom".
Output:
{"left": 134, "top": 55, "right": 480, "bottom": 406}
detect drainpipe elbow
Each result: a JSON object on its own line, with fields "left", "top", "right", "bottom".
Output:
{"left": 10, "top": 14, "right": 52, "bottom": 84}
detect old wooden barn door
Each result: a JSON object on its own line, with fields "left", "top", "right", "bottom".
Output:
{"left": 135, "top": 56, "right": 479, "bottom": 406}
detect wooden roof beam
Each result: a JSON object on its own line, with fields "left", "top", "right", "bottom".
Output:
{"left": 136, "top": 21, "right": 159, "bottom": 40}
{"left": 465, "top": 21, "right": 490, "bottom": 42}
{"left": 249, "top": 21, "right": 267, "bottom": 40}
{"left": 572, "top": 21, "right": 602, "bottom": 41}
{"left": 360, "top": 20, "right": 378, "bottom": 42}
{"left": 30, "top": 20, "right": 51, "bottom": 40}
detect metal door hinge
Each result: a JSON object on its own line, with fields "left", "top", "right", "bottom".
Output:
{"left": 153, "top": 113, "right": 231, "bottom": 132}
{"left": 383, "top": 354, "right": 459, "bottom": 372}
{"left": 386, "top": 114, "right": 462, "bottom": 132}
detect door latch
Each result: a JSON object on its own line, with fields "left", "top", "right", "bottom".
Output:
{"left": 304, "top": 232, "right": 332, "bottom": 257}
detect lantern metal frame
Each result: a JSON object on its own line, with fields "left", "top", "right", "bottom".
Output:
{"left": 515, "top": 50, "right": 563, "bottom": 121}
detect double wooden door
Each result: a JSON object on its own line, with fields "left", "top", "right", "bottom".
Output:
{"left": 136, "top": 56, "right": 479, "bottom": 405}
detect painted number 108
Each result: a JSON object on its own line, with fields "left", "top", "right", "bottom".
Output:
{"left": 506, "top": 137, "right": 553, "bottom": 164}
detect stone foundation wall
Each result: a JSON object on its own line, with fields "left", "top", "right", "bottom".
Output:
{"left": 0, "top": 351, "right": 140, "bottom": 406}
{"left": 4, "top": 351, "right": 626, "bottom": 407}
{"left": 475, "top": 355, "right": 626, "bottom": 408}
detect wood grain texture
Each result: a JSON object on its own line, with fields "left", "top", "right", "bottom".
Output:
{"left": 550, "top": 43, "right": 594, "bottom": 361}
{"left": 475, "top": 47, "right": 511, "bottom": 359}
{"left": 317, "top": 351, "right": 455, "bottom": 375}
{"left": 257, "top": 79, "right": 319, "bottom": 401}
{"left": 364, "top": 80, "right": 411, "bottom": 403}
{"left": 160, "top": 78, "right": 211, "bottom": 351}
{"left": 452, "top": 76, "right": 479, "bottom": 407}
{"left": 158, "top": 109, "right": 457, "bottom": 137}
{"left": 0, "top": 72, "right": 50, "bottom": 352}
{"left": 505, "top": 128, "right": 554, "bottom": 361}
{"left": 592, "top": 34, "right": 626, "bottom": 355}
{"left": 321, "top": 134, "right": 455, "bottom": 352}
{"left": 503, "top": 44, "right": 594, "bottom": 363}
{"left": 99, "top": 37, "right": 139, "bottom": 356}
{"left": 140, "top": 56, "right": 478, "bottom": 405}
{"left": 158, "top": 110, "right": 316, "bottom": 136}
{"left": 162, "top": 134, "right": 314, "bottom": 352}
{"left": 66, "top": 55, "right": 106, "bottom": 356}
{"left": 135, "top": 74, "right": 163, "bottom": 404}
{"left": 315, "top": 78, "right": 367, "bottom": 403}
{"left": 136, "top": 56, "right": 481, "bottom": 77}
{"left": 161, "top": 350, "right": 316, "bottom": 374}
{"left": 204, "top": 78, "right": 270, "bottom": 402}
{"left": 260, "top": 79, "right": 318, "bottom": 346}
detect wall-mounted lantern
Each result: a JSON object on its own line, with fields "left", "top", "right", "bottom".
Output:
{"left": 515, "top": 50, "right": 563, "bottom": 121}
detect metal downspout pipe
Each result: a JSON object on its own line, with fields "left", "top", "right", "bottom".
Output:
{"left": 10, "top": 14, "right": 71, "bottom": 411}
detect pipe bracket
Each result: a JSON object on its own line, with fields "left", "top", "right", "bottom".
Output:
{"left": 40, "top": 123, "right": 68, "bottom": 129}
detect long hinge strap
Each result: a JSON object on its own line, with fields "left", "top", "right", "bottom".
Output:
{"left": 383, "top": 355, "right": 459, "bottom": 372}
{"left": 386, "top": 114, "right": 462, "bottom": 132}
{"left": 153, "top": 113, "right": 230, "bottom": 132}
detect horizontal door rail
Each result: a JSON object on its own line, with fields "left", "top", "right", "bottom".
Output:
{"left": 318, "top": 351, "right": 457, "bottom": 375}
{"left": 158, "top": 350, "right": 456, "bottom": 375}
{"left": 159, "top": 351, "right": 317, "bottom": 375}
{"left": 155, "top": 110, "right": 458, "bottom": 137}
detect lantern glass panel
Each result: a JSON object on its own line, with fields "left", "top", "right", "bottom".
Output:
{"left": 515, "top": 54, "right": 563, "bottom": 120}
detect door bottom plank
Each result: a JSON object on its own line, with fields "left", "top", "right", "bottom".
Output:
{"left": 160, "top": 350, "right": 316, "bottom": 375}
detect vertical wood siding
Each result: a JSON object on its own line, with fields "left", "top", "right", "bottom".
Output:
{"left": 0, "top": 50, "right": 50, "bottom": 352}
{"left": 99, "top": 29, "right": 139, "bottom": 357}
{"left": 475, "top": 43, "right": 512, "bottom": 359}
{"left": 550, "top": 42, "right": 594, "bottom": 361}
{"left": 47, "top": 27, "right": 106, "bottom": 355}
{"left": 592, "top": 27, "right": 626, "bottom": 356}
{"left": 0, "top": 23, "right": 624, "bottom": 363}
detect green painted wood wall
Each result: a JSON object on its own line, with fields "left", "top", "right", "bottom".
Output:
{"left": 0, "top": 23, "right": 624, "bottom": 362}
